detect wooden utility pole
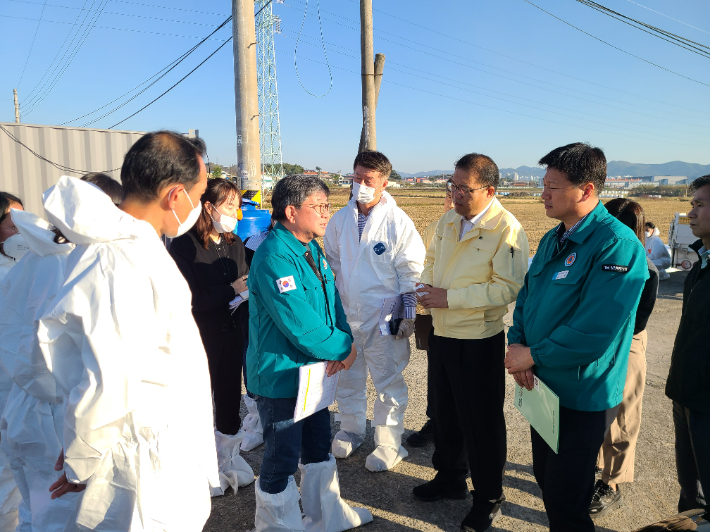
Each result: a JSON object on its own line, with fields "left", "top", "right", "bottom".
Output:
{"left": 360, "top": 0, "right": 377, "bottom": 152}
{"left": 233, "top": 0, "right": 261, "bottom": 191}
{"left": 13, "top": 89, "right": 20, "bottom": 124}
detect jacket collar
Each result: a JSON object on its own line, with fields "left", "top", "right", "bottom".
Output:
{"left": 690, "top": 239, "right": 705, "bottom": 254}
{"left": 566, "top": 200, "right": 607, "bottom": 245}
{"left": 273, "top": 221, "right": 311, "bottom": 257}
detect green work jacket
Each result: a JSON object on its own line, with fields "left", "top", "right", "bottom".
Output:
{"left": 246, "top": 222, "right": 353, "bottom": 399}
{"left": 507, "top": 201, "right": 648, "bottom": 411}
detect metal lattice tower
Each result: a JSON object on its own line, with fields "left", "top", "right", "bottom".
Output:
{"left": 255, "top": 0, "right": 283, "bottom": 181}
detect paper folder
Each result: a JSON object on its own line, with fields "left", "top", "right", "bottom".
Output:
{"left": 514, "top": 375, "right": 560, "bottom": 453}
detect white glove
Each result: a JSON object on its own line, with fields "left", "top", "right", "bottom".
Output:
{"left": 395, "top": 318, "right": 416, "bottom": 340}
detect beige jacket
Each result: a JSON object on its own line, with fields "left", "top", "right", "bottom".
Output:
{"left": 421, "top": 198, "right": 529, "bottom": 340}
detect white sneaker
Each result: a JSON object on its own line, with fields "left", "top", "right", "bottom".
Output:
{"left": 365, "top": 445, "right": 408, "bottom": 472}
{"left": 330, "top": 430, "right": 364, "bottom": 459}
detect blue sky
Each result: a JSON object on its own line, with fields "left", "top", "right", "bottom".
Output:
{"left": 1, "top": 0, "right": 709, "bottom": 173}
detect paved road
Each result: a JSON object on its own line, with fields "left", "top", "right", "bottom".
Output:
{"left": 206, "top": 271, "right": 687, "bottom": 532}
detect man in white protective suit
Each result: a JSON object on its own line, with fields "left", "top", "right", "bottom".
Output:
{"left": 324, "top": 151, "right": 426, "bottom": 472}
{"left": 38, "top": 131, "right": 220, "bottom": 531}
{"left": 0, "top": 209, "right": 80, "bottom": 532}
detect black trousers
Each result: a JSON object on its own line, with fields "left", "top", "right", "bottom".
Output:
{"left": 531, "top": 405, "right": 619, "bottom": 532}
{"left": 200, "top": 324, "right": 244, "bottom": 435}
{"left": 673, "top": 401, "right": 710, "bottom": 513}
{"left": 429, "top": 330, "right": 507, "bottom": 500}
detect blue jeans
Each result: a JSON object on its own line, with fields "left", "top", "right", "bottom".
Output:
{"left": 673, "top": 401, "right": 710, "bottom": 513}
{"left": 256, "top": 396, "right": 332, "bottom": 494}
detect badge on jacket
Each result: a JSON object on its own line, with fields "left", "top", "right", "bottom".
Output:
{"left": 373, "top": 242, "right": 386, "bottom": 255}
{"left": 276, "top": 276, "right": 297, "bottom": 293}
{"left": 565, "top": 252, "right": 576, "bottom": 267}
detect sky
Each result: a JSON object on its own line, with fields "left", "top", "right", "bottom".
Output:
{"left": 1, "top": 0, "right": 709, "bottom": 173}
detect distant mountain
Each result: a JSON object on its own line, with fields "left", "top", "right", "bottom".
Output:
{"left": 402, "top": 161, "right": 710, "bottom": 179}
{"left": 606, "top": 161, "right": 710, "bottom": 178}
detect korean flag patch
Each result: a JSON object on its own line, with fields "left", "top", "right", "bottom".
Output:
{"left": 276, "top": 276, "right": 297, "bottom": 293}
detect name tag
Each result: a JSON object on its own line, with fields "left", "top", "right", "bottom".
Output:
{"left": 602, "top": 264, "right": 629, "bottom": 273}
{"left": 552, "top": 270, "right": 569, "bottom": 280}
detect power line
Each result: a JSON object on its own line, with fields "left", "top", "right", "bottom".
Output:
{"left": 280, "top": 31, "right": 709, "bottom": 146}
{"left": 59, "top": 17, "right": 232, "bottom": 126}
{"left": 16, "top": 0, "right": 48, "bottom": 89}
{"left": 625, "top": 0, "right": 710, "bottom": 37}
{"left": 518, "top": 0, "right": 710, "bottom": 88}
{"left": 294, "top": 0, "right": 333, "bottom": 97}
{"left": 575, "top": 0, "right": 710, "bottom": 59}
{"left": 0, "top": 124, "right": 121, "bottom": 174}
{"left": 285, "top": 0, "right": 710, "bottom": 123}
{"left": 108, "top": 37, "right": 233, "bottom": 129}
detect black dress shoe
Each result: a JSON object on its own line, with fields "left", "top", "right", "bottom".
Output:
{"left": 413, "top": 474, "right": 468, "bottom": 502}
{"left": 407, "top": 419, "right": 435, "bottom": 447}
{"left": 460, "top": 491, "right": 505, "bottom": 532}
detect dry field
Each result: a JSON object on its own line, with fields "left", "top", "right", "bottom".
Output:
{"left": 303, "top": 188, "right": 690, "bottom": 256}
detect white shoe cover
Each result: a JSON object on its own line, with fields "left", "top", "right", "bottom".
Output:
{"left": 212, "top": 430, "right": 255, "bottom": 496}
{"left": 254, "top": 476, "right": 305, "bottom": 532}
{"left": 330, "top": 431, "right": 363, "bottom": 459}
{"left": 299, "top": 455, "right": 373, "bottom": 532}
{"left": 241, "top": 395, "right": 265, "bottom": 452}
{"left": 364, "top": 445, "right": 408, "bottom": 472}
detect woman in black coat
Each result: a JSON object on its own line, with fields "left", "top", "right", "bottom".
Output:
{"left": 170, "top": 178, "right": 248, "bottom": 436}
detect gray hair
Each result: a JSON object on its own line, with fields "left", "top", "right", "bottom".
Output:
{"left": 271, "top": 175, "right": 330, "bottom": 222}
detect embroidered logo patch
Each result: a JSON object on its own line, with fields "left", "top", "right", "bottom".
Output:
{"left": 553, "top": 270, "right": 569, "bottom": 280}
{"left": 602, "top": 264, "right": 629, "bottom": 273}
{"left": 322, "top": 258, "right": 328, "bottom": 270}
{"left": 276, "top": 276, "right": 297, "bottom": 293}
{"left": 373, "top": 242, "right": 386, "bottom": 255}
{"left": 565, "top": 252, "right": 577, "bottom": 267}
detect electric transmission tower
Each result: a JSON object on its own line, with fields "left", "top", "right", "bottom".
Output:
{"left": 255, "top": 0, "right": 283, "bottom": 181}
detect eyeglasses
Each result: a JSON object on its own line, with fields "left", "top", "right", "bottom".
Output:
{"left": 299, "top": 203, "right": 332, "bottom": 215}
{"left": 446, "top": 181, "right": 488, "bottom": 196}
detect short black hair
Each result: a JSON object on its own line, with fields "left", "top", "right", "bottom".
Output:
{"left": 271, "top": 175, "right": 329, "bottom": 223}
{"left": 353, "top": 151, "right": 392, "bottom": 180}
{"left": 120, "top": 131, "right": 207, "bottom": 203}
{"left": 645, "top": 221, "right": 656, "bottom": 229}
{"left": 690, "top": 174, "right": 710, "bottom": 194}
{"left": 454, "top": 153, "right": 499, "bottom": 189}
{"left": 0, "top": 192, "right": 23, "bottom": 225}
{"left": 81, "top": 172, "right": 123, "bottom": 205}
{"left": 539, "top": 142, "right": 606, "bottom": 193}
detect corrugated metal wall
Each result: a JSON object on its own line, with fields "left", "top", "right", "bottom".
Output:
{"left": 0, "top": 122, "right": 146, "bottom": 215}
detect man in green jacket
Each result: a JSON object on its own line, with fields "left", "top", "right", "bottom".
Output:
{"left": 246, "top": 175, "right": 372, "bottom": 532}
{"left": 505, "top": 143, "right": 648, "bottom": 532}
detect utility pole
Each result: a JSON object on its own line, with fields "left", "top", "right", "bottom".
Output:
{"left": 360, "top": 0, "right": 376, "bottom": 152}
{"left": 358, "top": 53, "right": 385, "bottom": 153}
{"left": 233, "top": 0, "right": 261, "bottom": 192}
{"left": 13, "top": 89, "right": 20, "bottom": 124}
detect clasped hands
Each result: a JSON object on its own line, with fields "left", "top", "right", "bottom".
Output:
{"left": 415, "top": 284, "right": 448, "bottom": 309}
{"left": 504, "top": 343, "right": 536, "bottom": 391}
{"left": 326, "top": 344, "right": 358, "bottom": 376}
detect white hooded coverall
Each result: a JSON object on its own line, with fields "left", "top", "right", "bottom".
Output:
{"left": 0, "top": 209, "right": 79, "bottom": 532}
{"left": 38, "top": 177, "right": 220, "bottom": 531}
{"left": 0, "top": 244, "right": 22, "bottom": 531}
{"left": 646, "top": 229, "right": 671, "bottom": 272}
{"left": 324, "top": 192, "right": 425, "bottom": 470}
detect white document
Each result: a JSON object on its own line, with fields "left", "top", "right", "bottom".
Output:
{"left": 379, "top": 295, "right": 403, "bottom": 336}
{"left": 294, "top": 361, "right": 340, "bottom": 422}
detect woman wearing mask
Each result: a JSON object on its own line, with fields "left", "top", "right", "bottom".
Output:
{"left": 645, "top": 221, "right": 671, "bottom": 280}
{"left": 0, "top": 193, "right": 26, "bottom": 283}
{"left": 0, "top": 192, "right": 24, "bottom": 531}
{"left": 169, "top": 178, "right": 253, "bottom": 495}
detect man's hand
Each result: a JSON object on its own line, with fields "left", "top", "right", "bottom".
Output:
{"left": 50, "top": 451, "right": 86, "bottom": 499}
{"left": 341, "top": 344, "right": 357, "bottom": 370}
{"left": 326, "top": 360, "right": 344, "bottom": 376}
{"left": 505, "top": 343, "right": 535, "bottom": 373}
{"left": 512, "top": 369, "right": 536, "bottom": 391}
{"left": 417, "top": 285, "right": 449, "bottom": 309}
{"left": 395, "top": 318, "right": 415, "bottom": 340}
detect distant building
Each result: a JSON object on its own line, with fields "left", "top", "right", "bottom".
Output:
{"left": 637, "top": 175, "right": 688, "bottom": 185}
{"left": 605, "top": 177, "right": 644, "bottom": 189}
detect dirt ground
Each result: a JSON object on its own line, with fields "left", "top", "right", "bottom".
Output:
{"left": 207, "top": 191, "right": 690, "bottom": 531}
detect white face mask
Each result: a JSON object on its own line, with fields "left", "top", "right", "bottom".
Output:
{"left": 211, "top": 209, "right": 238, "bottom": 234}
{"left": 352, "top": 181, "right": 377, "bottom": 204}
{"left": 169, "top": 188, "right": 202, "bottom": 238}
{"left": 2, "top": 233, "right": 29, "bottom": 261}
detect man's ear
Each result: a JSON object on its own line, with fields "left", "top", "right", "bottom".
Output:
{"left": 284, "top": 205, "right": 297, "bottom": 224}
{"left": 581, "top": 183, "right": 595, "bottom": 202}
